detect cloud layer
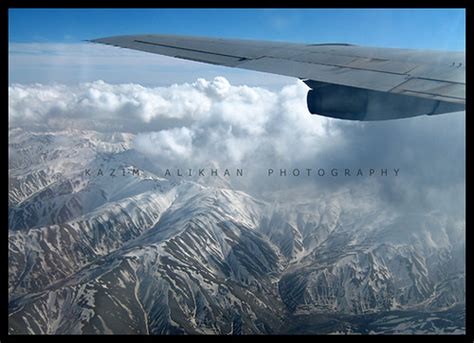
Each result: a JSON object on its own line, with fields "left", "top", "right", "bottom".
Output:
{"left": 9, "top": 77, "right": 338, "bottom": 166}
{"left": 9, "top": 77, "right": 465, "bottom": 216}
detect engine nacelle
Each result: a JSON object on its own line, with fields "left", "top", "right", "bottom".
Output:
{"left": 305, "top": 81, "right": 464, "bottom": 121}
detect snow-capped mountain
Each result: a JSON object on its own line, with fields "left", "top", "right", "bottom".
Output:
{"left": 8, "top": 128, "right": 465, "bottom": 334}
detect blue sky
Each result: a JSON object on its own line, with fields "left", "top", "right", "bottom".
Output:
{"left": 9, "top": 8, "right": 466, "bottom": 86}
{"left": 9, "top": 8, "right": 465, "bottom": 48}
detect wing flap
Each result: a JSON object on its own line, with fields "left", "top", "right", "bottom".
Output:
{"left": 409, "top": 64, "right": 465, "bottom": 84}
{"left": 390, "top": 78, "right": 465, "bottom": 103}
{"left": 237, "top": 57, "right": 408, "bottom": 91}
{"left": 345, "top": 58, "right": 418, "bottom": 74}
{"left": 286, "top": 52, "right": 420, "bottom": 74}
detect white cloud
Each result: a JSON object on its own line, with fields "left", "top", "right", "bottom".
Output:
{"left": 134, "top": 128, "right": 194, "bottom": 160}
{"left": 8, "top": 77, "right": 465, "bottom": 219}
{"left": 9, "top": 77, "right": 341, "bottom": 167}
{"left": 8, "top": 77, "right": 465, "bottom": 214}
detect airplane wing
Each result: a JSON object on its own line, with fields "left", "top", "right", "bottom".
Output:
{"left": 90, "top": 34, "right": 465, "bottom": 121}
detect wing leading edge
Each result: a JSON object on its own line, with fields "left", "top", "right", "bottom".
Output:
{"left": 90, "top": 34, "right": 465, "bottom": 121}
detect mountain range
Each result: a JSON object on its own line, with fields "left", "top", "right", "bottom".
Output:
{"left": 8, "top": 128, "right": 465, "bottom": 334}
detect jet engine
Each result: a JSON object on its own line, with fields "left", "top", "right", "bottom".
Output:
{"left": 305, "top": 80, "right": 464, "bottom": 121}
